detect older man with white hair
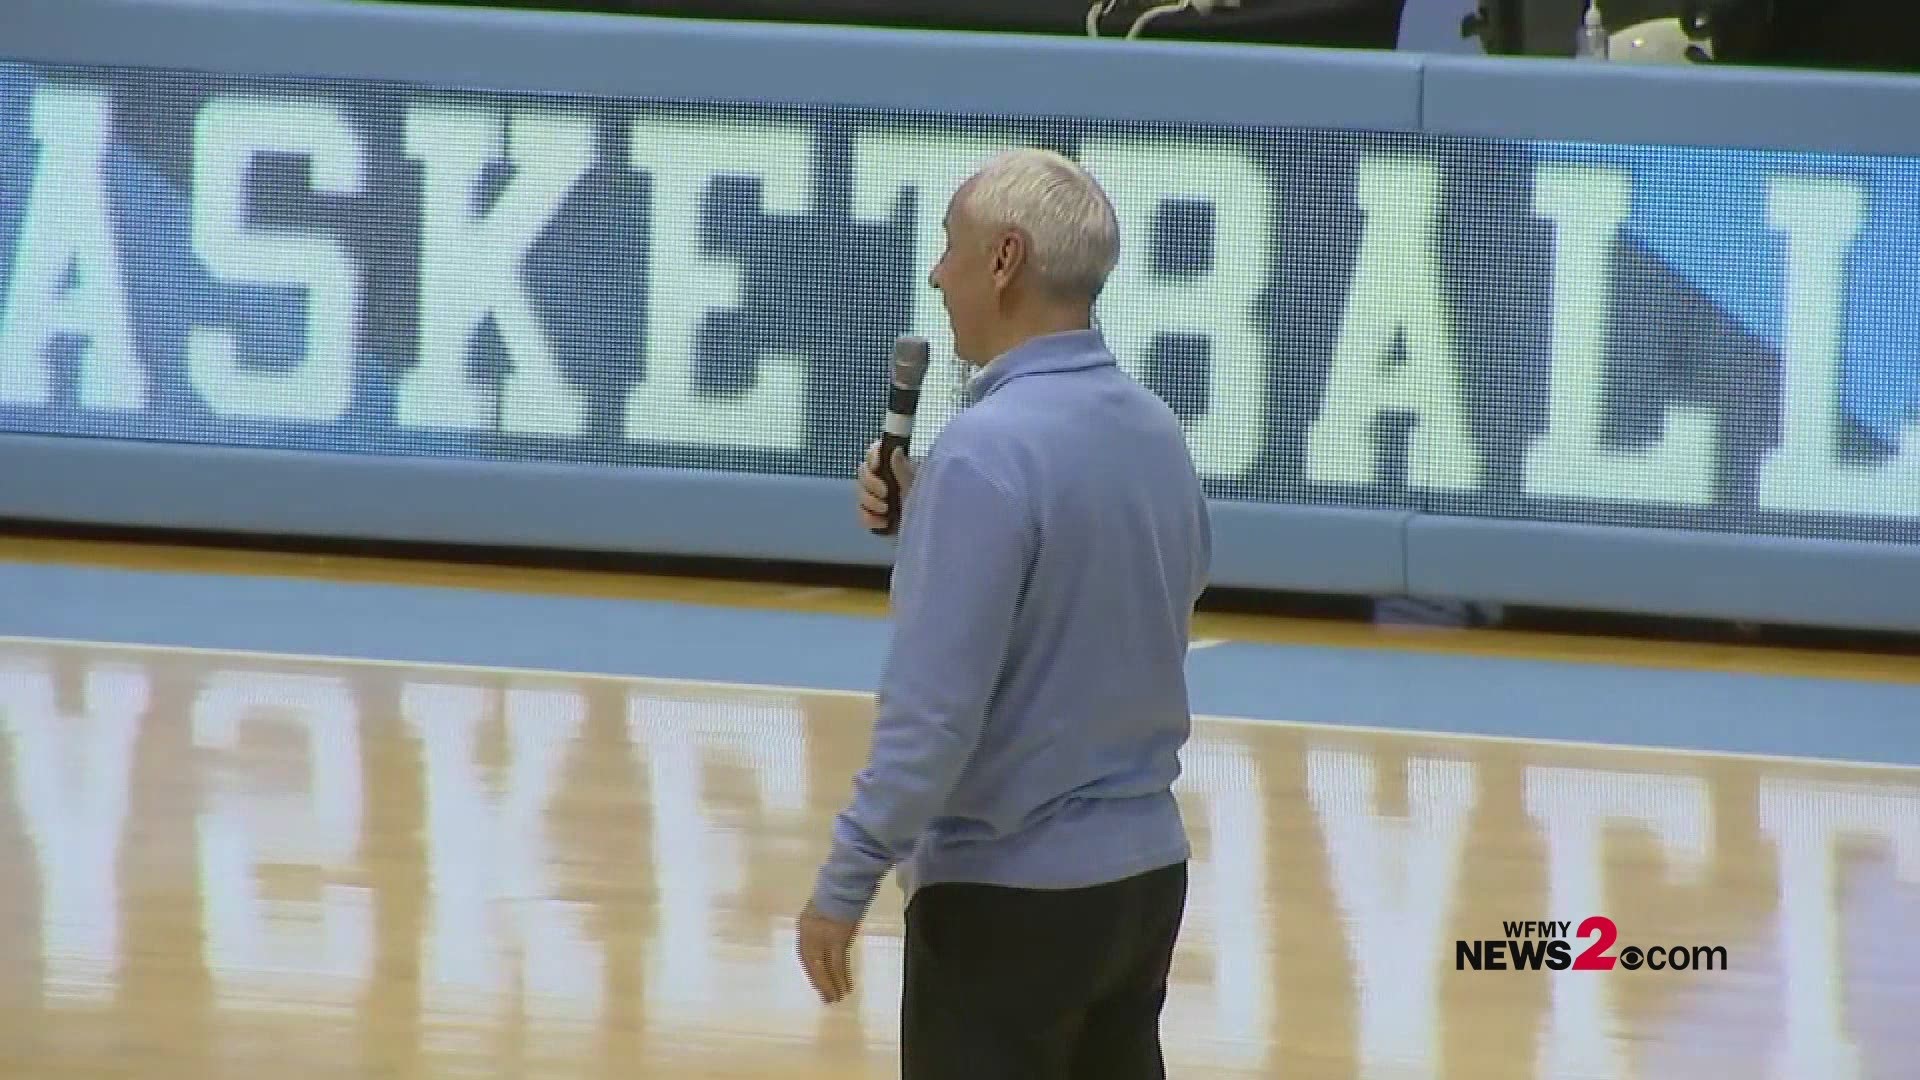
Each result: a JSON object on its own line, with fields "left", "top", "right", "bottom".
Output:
{"left": 797, "top": 146, "right": 1212, "bottom": 1079}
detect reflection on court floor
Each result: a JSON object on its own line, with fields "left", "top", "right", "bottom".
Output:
{"left": 1, "top": 640, "right": 1915, "bottom": 1079}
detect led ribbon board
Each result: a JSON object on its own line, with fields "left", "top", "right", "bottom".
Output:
{"left": 2, "top": 62, "right": 1916, "bottom": 543}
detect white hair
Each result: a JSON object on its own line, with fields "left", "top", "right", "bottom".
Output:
{"left": 957, "top": 147, "right": 1120, "bottom": 302}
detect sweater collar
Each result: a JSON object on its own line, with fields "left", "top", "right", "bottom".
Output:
{"left": 966, "top": 329, "right": 1116, "bottom": 404}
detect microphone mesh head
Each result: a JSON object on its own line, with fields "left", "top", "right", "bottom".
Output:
{"left": 891, "top": 335, "right": 931, "bottom": 389}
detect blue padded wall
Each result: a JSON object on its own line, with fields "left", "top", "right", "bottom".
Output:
{"left": 2, "top": 0, "right": 1917, "bottom": 629}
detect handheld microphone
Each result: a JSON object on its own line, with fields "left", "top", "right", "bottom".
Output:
{"left": 872, "top": 334, "right": 931, "bottom": 537}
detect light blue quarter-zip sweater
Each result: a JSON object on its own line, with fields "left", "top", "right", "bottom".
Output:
{"left": 811, "top": 328, "right": 1212, "bottom": 924}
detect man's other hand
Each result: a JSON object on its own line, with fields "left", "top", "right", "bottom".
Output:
{"left": 796, "top": 898, "right": 859, "bottom": 1004}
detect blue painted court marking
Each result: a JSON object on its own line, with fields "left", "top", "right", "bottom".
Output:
{"left": 1, "top": 560, "right": 1916, "bottom": 767}
{"left": 0, "top": 562, "right": 894, "bottom": 693}
{"left": 1185, "top": 642, "right": 1920, "bottom": 767}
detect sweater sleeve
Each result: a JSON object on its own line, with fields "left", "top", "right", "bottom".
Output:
{"left": 809, "top": 448, "right": 1033, "bottom": 923}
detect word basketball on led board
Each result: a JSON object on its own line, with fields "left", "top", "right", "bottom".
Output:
{"left": 1, "top": 61, "right": 1916, "bottom": 543}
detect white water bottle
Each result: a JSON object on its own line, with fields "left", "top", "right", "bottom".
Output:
{"left": 1576, "top": 0, "right": 1610, "bottom": 59}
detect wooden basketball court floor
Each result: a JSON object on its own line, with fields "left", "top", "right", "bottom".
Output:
{"left": 0, "top": 535, "right": 1917, "bottom": 1079}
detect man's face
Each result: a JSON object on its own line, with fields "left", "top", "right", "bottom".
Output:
{"left": 929, "top": 185, "right": 1013, "bottom": 367}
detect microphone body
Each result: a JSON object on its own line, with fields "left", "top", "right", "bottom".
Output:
{"left": 873, "top": 335, "right": 931, "bottom": 537}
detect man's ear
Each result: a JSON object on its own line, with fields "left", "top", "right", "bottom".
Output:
{"left": 991, "top": 229, "right": 1028, "bottom": 288}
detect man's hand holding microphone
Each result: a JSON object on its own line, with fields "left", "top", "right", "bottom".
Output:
{"left": 858, "top": 439, "right": 917, "bottom": 533}
{"left": 858, "top": 335, "right": 930, "bottom": 536}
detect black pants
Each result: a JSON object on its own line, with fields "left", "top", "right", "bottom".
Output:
{"left": 900, "top": 861, "right": 1188, "bottom": 1080}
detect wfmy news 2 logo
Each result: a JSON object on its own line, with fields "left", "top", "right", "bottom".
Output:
{"left": 1456, "top": 917, "right": 1728, "bottom": 973}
